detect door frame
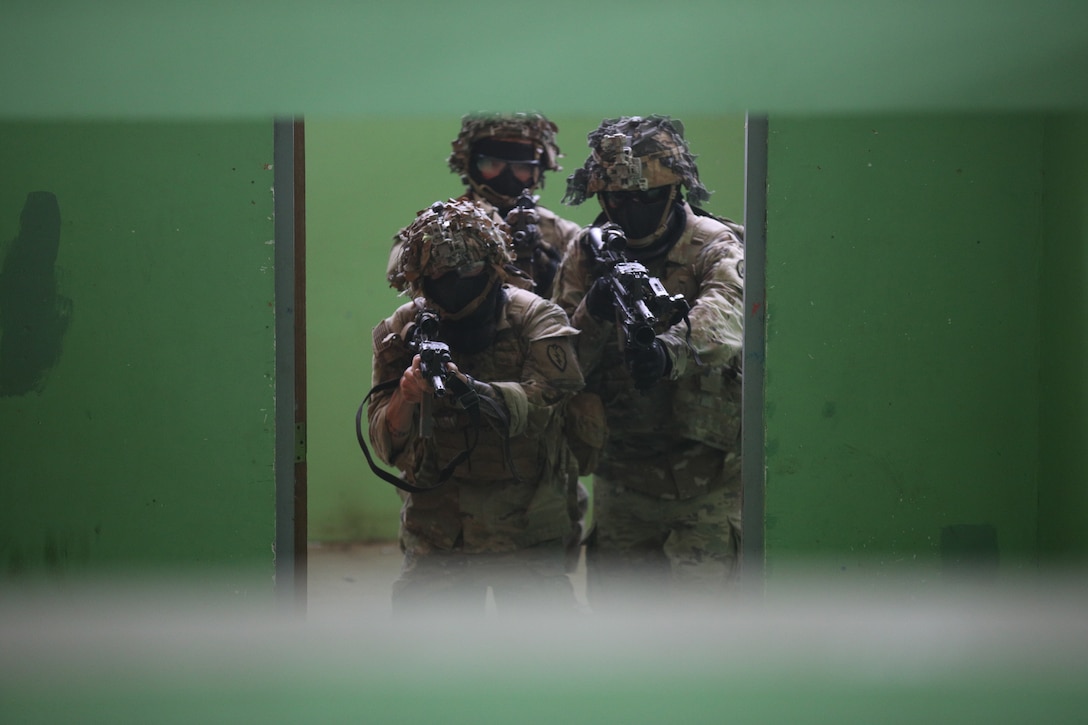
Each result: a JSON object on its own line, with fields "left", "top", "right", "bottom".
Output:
{"left": 742, "top": 113, "right": 768, "bottom": 585}
{"left": 276, "top": 114, "right": 768, "bottom": 598}
{"left": 274, "top": 118, "right": 308, "bottom": 610}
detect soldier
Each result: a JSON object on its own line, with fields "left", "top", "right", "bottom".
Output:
{"left": 369, "top": 199, "right": 585, "bottom": 615}
{"left": 387, "top": 112, "right": 592, "bottom": 574}
{"left": 387, "top": 112, "right": 582, "bottom": 300}
{"left": 553, "top": 115, "right": 745, "bottom": 608}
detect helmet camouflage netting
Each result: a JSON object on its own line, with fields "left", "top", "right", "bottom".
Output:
{"left": 390, "top": 198, "right": 514, "bottom": 297}
{"left": 562, "top": 115, "right": 710, "bottom": 206}
{"left": 448, "top": 112, "right": 562, "bottom": 183}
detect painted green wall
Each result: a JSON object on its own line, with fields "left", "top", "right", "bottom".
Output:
{"left": 1038, "top": 113, "right": 1088, "bottom": 560}
{"left": 4, "top": 2, "right": 1087, "bottom": 117}
{"left": 305, "top": 114, "right": 747, "bottom": 542}
{"left": 763, "top": 114, "right": 1044, "bottom": 576}
{"left": 0, "top": 122, "right": 277, "bottom": 580}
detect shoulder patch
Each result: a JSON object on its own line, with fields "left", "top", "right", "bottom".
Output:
{"left": 546, "top": 342, "right": 568, "bottom": 371}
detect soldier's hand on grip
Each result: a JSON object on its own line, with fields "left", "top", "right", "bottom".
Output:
{"left": 626, "top": 338, "right": 670, "bottom": 391}
{"left": 584, "top": 277, "right": 616, "bottom": 322}
{"left": 398, "top": 356, "right": 428, "bottom": 404}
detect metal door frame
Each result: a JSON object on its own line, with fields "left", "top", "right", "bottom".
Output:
{"left": 274, "top": 118, "right": 307, "bottom": 610}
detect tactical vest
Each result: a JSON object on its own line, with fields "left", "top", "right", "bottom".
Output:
{"left": 593, "top": 209, "right": 744, "bottom": 498}
{"left": 373, "top": 289, "right": 579, "bottom": 551}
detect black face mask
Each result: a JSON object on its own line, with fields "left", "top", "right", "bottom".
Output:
{"left": 423, "top": 270, "right": 490, "bottom": 315}
{"left": 593, "top": 199, "right": 686, "bottom": 265}
{"left": 623, "top": 205, "right": 686, "bottom": 263}
{"left": 472, "top": 164, "right": 532, "bottom": 202}
{"left": 439, "top": 283, "right": 505, "bottom": 355}
{"left": 599, "top": 186, "right": 677, "bottom": 243}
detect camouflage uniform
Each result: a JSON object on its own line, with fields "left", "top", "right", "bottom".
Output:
{"left": 371, "top": 199, "right": 585, "bottom": 614}
{"left": 553, "top": 115, "right": 745, "bottom": 606}
{"left": 385, "top": 113, "right": 588, "bottom": 573}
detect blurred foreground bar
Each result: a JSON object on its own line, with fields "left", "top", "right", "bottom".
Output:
{"left": 3, "top": 567, "right": 1088, "bottom": 723}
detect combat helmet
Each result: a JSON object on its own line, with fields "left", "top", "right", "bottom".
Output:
{"left": 449, "top": 111, "right": 562, "bottom": 186}
{"left": 390, "top": 198, "right": 514, "bottom": 310}
{"left": 563, "top": 115, "right": 710, "bottom": 207}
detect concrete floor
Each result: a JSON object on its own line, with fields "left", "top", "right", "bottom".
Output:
{"left": 305, "top": 541, "right": 403, "bottom": 618}
{"left": 305, "top": 541, "right": 588, "bottom": 617}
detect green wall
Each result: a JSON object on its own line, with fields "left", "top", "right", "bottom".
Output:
{"left": 760, "top": 112, "right": 1088, "bottom": 573}
{"left": 4, "top": 2, "right": 1086, "bottom": 117}
{"left": 0, "top": 122, "right": 277, "bottom": 581}
{"left": 1038, "top": 114, "right": 1088, "bottom": 560}
{"left": 305, "top": 114, "right": 747, "bottom": 542}
{"left": 763, "top": 114, "right": 1046, "bottom": 575}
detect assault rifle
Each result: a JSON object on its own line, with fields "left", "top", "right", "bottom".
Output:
{"left": 584, "top": 223, "right": 691, "bottom": 351}
{"left": 405, "top": 309, "right": 454, "bottom": 437}
{"left": 354, "top": 308, "right": 488, "bottom": 493}
{"left": 505, "top": 189, "right": 560, "bottom": 298}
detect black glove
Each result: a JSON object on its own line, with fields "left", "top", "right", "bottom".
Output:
{"left": 626, "top": 339, "right": 671, "bottom": 391}
{"left": 531, "top": 247, "right": 560, "bottom": 299}
{"left": 583, "top": 277, "right": 615, "bottom": 322}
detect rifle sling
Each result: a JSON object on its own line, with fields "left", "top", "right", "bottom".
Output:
{"left": 355, "top": 377, "right": 485, "bottom": 494}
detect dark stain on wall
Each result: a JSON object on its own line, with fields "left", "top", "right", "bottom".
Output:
{"left": 3, "top": 526, "right": 99, "bottom": 576}
{"left": 0, "top": 192, "right": 72, "bottom": 396}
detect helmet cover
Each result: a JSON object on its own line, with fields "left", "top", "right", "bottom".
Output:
{"left": 448, "top": 111, "right": 562, "bottom": 183}
{"left": 563, "top": 115, "right": 710, "bottom": 206}
{"left": 391, "top": 198, "right": 514, "bottom": 298}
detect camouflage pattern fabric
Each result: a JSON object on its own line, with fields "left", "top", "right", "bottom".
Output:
{"left": 382, "top": 164, "right": 584, "bottom": 576}
{"left": 587, "top": 477, "right": 741, "bottom": 608}
{"left": 368, "top": 286, "right": 585, "bottom": 612}
{"left": 448, "top": 112, "right": 563, "bottom": 182}
{"left": 553, "top": 202, "right": 745, "bottom": 498}
{"left": 552, "top": 202, "right": 745, "bottom": 600}
{"left": 387, "top": 194, "right": 581, "bottom": 297}
{"left": 563, "top": 115, "right": 710, "bottom": 207}
{"left": 387, "top": 198, "right": 514, "bottom": 298}
{"left": 387, "top": 112, "right": 576, "bottom": 297}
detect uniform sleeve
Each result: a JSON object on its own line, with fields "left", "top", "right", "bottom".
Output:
{"left": 536, "top": 207, "right": 582, "bottom": 262}
{"left": 659, "top": 231, "right": 745, "bottom": 378}
{"left": 549, "top": 230, "right": 615, "bottom": 377}
{"left": 488, "top": 293, "right": 585, "bottom": 438}
{"left": 366, "top": 305, "right": 416, "bottom": 466}
{"left": 550, "top": 229, "right": 591, "bottom": 316}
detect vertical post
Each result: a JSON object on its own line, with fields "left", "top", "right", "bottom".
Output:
{"left": 274, "top": 118, "right": 307, "bottom": 611}
{"left": 741, "top": 113, "right": 768, "bottom": 589}
{"left": 292, "top": 120, "right": 309, "bottom": 609}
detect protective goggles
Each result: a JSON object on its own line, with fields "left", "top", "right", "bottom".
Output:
{"left": 474, "top": 154, "right": 540, "bottom": 183}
